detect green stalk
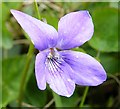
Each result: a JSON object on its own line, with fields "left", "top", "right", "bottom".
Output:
{"left": 34, "top": 0, "right": 41, "bottom": 20}
{"left": 18, "top": 43, "right": 34, "bottom": 107}
{"left": 34, "top": 1, "right": 63, "bottom": 107}
{"left": 52, "top": 91, "right": 62, "bottom": 108}
{"left": 18, "top": 0, "right": 41, "bottom": 107}
{"left": 79, "top": 51, "right": 101, "bottom": 108}
{"left": 79, "top": 86, "right": 89, "bottom": 107}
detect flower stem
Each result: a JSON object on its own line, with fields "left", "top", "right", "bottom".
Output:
{"left": 52, "top": 91, "right": 63, "bottom": 108}
{"left": 33, "top": 1, "right": 63, "bottom": 108}
{"left": 18, "top": 0, "right": 40, "bottom": 107}
{"left": 79, "top": 50, "right": 101, "bottom": 107}
{"left": 34, "top": 0, "right": 41, "bottom": 20}
{"left": 79, "top": 86, "right": 89, "bottom": 107}
{"left": 18, "top": 43, "right": 34, "bottom": 107}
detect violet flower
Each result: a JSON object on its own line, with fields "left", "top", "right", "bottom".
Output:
{"left": 11, "top": 10, "right": 107, "bottom": 97}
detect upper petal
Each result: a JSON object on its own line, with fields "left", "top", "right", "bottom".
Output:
{"left": 35, "top": 51, "right": 49, "bottom": 90}
{"left": 11, "top": 10, "right": 58, "bottom": 51}
{"left": 60, "top": 50, "right": 107, "bottom": 86}
{"left": 57, "top": 11, "right": 94, "bottom": 50}
{"left": 45, "top": 54, "right": 75, "bottom": 97}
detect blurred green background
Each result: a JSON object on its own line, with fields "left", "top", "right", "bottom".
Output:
{"left": 1, "top": 1, "right": 120, "bottom": 108}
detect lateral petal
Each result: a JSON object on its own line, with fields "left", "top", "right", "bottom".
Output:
{"left": 35, "top": 51, "right": 49, "bottom": 90}
{"left": 60, "top": 50, "right": 107, "bottom": 86}
{"left": 11, "top": 10, "right": 58, "bottom": 51}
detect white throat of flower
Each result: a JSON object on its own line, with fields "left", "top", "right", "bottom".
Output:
{"left": 45, "top": 48, "right": 62, "bottom": 72}
{"left": 47, "top": 48, "right": 61, "bottom": 60}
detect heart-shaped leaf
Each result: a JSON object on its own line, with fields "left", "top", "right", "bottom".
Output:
{"left": 89, "top": 7, "right": 118, "bottom": 52}
{"left": 1, "top": 55, "right": 34, "bottom": 107}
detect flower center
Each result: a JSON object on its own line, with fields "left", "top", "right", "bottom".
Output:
{"left": 45, "top": 48, "right": 62, "bottom": 72}
{"left": 47, "top": 48, "right": 60, "bottom": 60}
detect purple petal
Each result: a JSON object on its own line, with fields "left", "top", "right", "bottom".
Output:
{"left": 60, "top": 50, "right": 107, "bottom": 86}
{"left": 35, "top": 51, "right": 49, "bottom": 90}
{"left": 11, "top": 10, "right": 58, "bottom": 51}
{"left": 57, "top": 11, "right": 94, "bottom": 50}
{"left": 45, "top": 56, "right": 75, "bottom": 97}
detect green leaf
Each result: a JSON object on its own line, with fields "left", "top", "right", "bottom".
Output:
{"left": 4, "top": 2, "right": 22, "bottom": 10}
{"left": 61, "top": 91, "right": 79, "bottom": 107}
{"left": 1, "top": 3, "right": 13, "bottom": 49}
{"left": 2, "top": 24, "right": 13, "bottom": 49}
{"left": 24, "top": 73, "right": 47, "bottom": 107}
{"left": 89, "top": 7, "right": 118, "bottom": 52}
{"left": 1, "top": 55, "right": 34, "bottom": 107}
{"left": 1, "top": 2, "right": 22, "bottom": 49}
{"left": 2, "top": 2, "right": 22, "bottom": 22}
{"left": 42, "top": 13, "right": 59, "bottom": 29}
{"left": 72, "top": 47, "right": 86, "bottom": 53}
{"left": 22, "top": 3, "right": 34, "bottom": 16}
{"left": 100, "top": 53, "right": 119, "bottom": 74}
{"left": 2, "top": 3, "right": 10, "bottom": 22}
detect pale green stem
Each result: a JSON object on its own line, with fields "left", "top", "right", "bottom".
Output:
{"left": 18, "top": 0, "right": 41, "bottom": 107}
{"left": 52, "top": 91, "right": 62, "bottom": 108}
{"left": 18, "top": 43, "right": 34, "bottom": 107}
{"left": 79, "top": 51, "right": 101, "bottom": 107}
{"left": 79, "top": 86, "right": 89, "bottom": 107}
{"left": 96, "top": 50, "right": 100, "bottom": 58}
{"left": 34, "top": 0, "right": 41, "bottom": 20}
{"left": 34, "top": 1, "right": 62, "bottom": 107}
